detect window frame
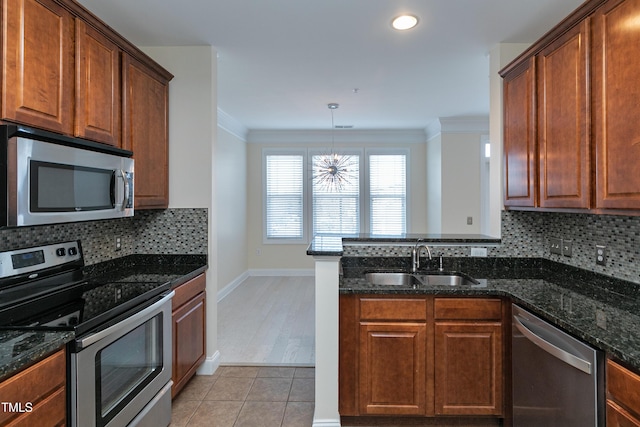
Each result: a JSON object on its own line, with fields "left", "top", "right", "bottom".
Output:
{"left": 308, "top": 148, "right": 364, "bottom": 238}
{"left": 363, "top": 147, "right": 410, "bottom": 236}
{"left": 262, "top": 148, "right": 308, "bottom": 244}
{"left": 262, "top": 146, "right": 411, "bottom": 244}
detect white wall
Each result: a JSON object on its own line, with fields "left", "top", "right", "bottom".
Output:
{"left": 441, "top": 132, "right": 483, "bottom": 233}
{"left": 425, "top": 118, "right": 488, "bottom": 234}
{"left": 216, "top": 127, "right": 248, "bottom": 291}
{"left": 246, "top": 131, "right": 428, "bottom": 271}
{"left": 141, "top": 45, "right": 220, "bottom": 373}
{"left": 426, "top": 134, "right": 442, "bottom": 233}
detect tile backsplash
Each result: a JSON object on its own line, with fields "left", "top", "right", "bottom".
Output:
{"left": 0, "top": 208, "right": 208, "bottom": 265}
{"left": 344, "top": 210, "right": 640, "bottom": 285}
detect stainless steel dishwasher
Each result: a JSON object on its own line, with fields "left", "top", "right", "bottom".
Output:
{"left": 512, "top": 304, "right": 604, "bottom": 426}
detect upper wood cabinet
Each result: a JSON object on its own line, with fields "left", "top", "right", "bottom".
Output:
{"left": 1, "top": 0, "right": 173, "bottom": 203}
{"left": 1, "top": 0, "right": 75, "bottom": 135}
{"left": 502, "top": 0, "right": 640, "bottom": 213}
{"left": 593, "top": 0, "right": 640, "bottom": 209}
{"left": 503, "top": 58, "right": 537, "bottom": 207}
{"left": 122, "top": 54, "right": 170, "bottom": 209}
{"left": 75, "top": 19, "right": 121, "bottom": 146}
{"left": 537, "top": 20, "right": 590, "bottom": 209}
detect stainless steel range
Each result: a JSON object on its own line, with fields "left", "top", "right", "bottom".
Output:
{"left": 0, "top": 241, "right": 173, "bottom": 427}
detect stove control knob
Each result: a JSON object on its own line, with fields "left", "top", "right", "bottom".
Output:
{"left": 69, "top": 316, "right": 78, "bottom": 325}
{"left": 68, "top": 247, "right": 78, "bottom": 256}
{"left": 56, "top": 248, "right": 66, "bottom": 257}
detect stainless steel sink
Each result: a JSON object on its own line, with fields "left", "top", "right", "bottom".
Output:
{"left": 364, "top": 272, "right": 421, "bottom": 286}
{"left": 364, "top": 272, "right": 478, "bottom": 287}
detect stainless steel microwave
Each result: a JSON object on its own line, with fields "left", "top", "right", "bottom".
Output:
{"left": 1, "top": 125, "right": 134, "bottom": 227}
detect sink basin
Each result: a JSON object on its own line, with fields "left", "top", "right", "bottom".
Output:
{"left": 364, "top": 272, "right": 421, "bottom": 286}
{"left": 364, "top": 272, "right": 478, "bottom": 287}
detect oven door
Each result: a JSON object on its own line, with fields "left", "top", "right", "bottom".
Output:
{"left": 70, "top": 291, "right": 173, "bottom": 427}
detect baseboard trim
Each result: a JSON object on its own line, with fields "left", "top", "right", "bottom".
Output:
{"left": 312, "top": 418, "right": 341, "bottom": 427}
{"left": 217, "top": 271, "right": 250, "bottom": 302}
{"left": 247, "top": 268, "right": 315, "bottom": 277}
{"left": 196, "top": 351, "right": 221, "bottom": 375}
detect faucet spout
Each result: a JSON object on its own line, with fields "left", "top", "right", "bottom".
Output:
{"left": 411, "top": 240, "right": 432, "bottom": 272}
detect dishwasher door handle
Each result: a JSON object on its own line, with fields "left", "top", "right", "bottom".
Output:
{"left": 513, "top": 314, "right": 592, "bottom": 374}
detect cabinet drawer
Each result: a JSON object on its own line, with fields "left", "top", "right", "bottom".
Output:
{"left": 434, "top": 298, "right": 502, "bottom": 320}
{"left": 173, "top": 273, "right": 206, "bottom": 309}
{"left": 607, "top": 360, "right": 640, "bottom": 419}
{"left": 4, "top": 386, "right": 66, "bottom": 427}
{"left": 359, "top": 297, "right": 427, "bottom": 321}
{"left": 0, "top": 349, "right": 65, "bottom": 425}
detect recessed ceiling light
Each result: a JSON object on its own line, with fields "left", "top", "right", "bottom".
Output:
{"left": 392, "top": 14, "right": 418, "bottom": 31}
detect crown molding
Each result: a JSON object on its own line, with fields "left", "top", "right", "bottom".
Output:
{"left": 217, "top": 108, "right": 248, "bottom": 141}
{"left": 247, "top": 129, "right": 426, "bottom": 145}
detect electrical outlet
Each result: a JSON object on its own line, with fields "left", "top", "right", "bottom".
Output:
{"left": 256, "top": 248, "right": 262, "bottom": 256}
{"left": 550, "top": 238, "right": 562, "bottom": 255}
{"left": 562, "top": 240, "right": 573, "bottom": 257}
{"left": 596, "top": 245, "right": 606, "bottom": 266}
{"left": 467, "top": 216, "right": 473, "bottom": 225}
{"left": 115, "top": 236, "right": 122, "bottom": 251}
{"left": 470, "top": 247, "right": 487, "bottom": 257}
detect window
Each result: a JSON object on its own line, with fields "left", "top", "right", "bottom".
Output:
{"left": 312, "top": 153, "right": 360, "bottom": 236}
{"left": 263, "top": 149, "right": 408, "bottom": 242}
{"left": 264, "top": 153, "right": 305, "bottom": 241}
{"left": 369, "top": 154, "right": 407, "bottom": 235}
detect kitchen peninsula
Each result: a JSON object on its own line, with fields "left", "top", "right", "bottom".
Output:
{"left": 308, "top": 233, "right": 640, "bottom": 426}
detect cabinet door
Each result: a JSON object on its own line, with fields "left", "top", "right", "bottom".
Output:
{"left": 2, "top": 0, "right": 74, "bottom": 134}
{"left": 75, "top": 20, "right": 121, "bottom": 147}
{"left": 122, "top": 54, "right": 170, "bottom": 209}
{"left": 503, "top": 57, "right": 537, "bottom": 207}
{"left": 538, "top": 21, "right": 590, "bottom": 209}
{"left": 359, "top": 322, "right": 426, "bottom": 415}
{"left": 172, "top": 291, "right": 206, "bottom": 398}
{"left": 434, "top": 322, "right": 503, "bottom": 416}
{"left": 593, "top": 0, "right": 640, "bottom": 209}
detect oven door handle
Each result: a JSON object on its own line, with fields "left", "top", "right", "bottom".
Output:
{"left": 77, "top": 290, "right": 174, "bottom": 350}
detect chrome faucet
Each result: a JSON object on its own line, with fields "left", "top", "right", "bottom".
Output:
{"left": 411, "top": 240, "right": 432, "bottom": 272}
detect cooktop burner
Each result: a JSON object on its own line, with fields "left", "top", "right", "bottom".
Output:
{"left": 0, "top": 241, "right": 172, "bottom": 336}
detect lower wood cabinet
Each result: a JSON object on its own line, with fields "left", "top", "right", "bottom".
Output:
{"left": 358, "top": 297, "right": 427, "bottom": 415}
{"left": 434, "top": 298, "right": 503, "bottom": 416}
{"left": 607, "top": 359, "right": 640, "bottom": 426}
{"left": 172, "top": 273, "right": 206, "bottom": 398}
{"left": 340, "top": 294, "right": 505, "bottom": 420}
{"left": 0, "top": 348, "right": 66, "bottom": 427}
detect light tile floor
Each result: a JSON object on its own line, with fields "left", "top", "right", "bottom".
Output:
{"left": 171, "top": 366, "right": 315, "bottom": 427}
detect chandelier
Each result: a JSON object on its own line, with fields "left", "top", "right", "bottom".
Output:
{"left": 312, "top": 103, "right": 358, "bottom": 192}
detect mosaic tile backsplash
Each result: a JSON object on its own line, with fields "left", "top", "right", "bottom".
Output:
{"left": 344, "top": 210, "right": 640, "bottom": 285}
{"left": 0, "top": 208, "right": 207, "bottom": 265}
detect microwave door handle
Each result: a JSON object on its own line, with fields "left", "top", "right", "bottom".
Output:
{"left": 114, "top": 170, "right": 127, "bottom": 210}
{"left": 121, "top": 170, "right": 130, "bottom": 210}
{"left": 110, "top": 170, "right": 117, "bottom": 207}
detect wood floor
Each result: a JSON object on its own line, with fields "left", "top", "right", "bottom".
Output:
{"left": 217, "top": 275, "right": 315, "bottom": 366}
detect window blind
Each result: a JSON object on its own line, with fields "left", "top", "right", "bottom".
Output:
{"left": 265, "top": 154, "right": 304, "bottom": 239}
{"left": 312, "top": 154, "right": 360, "bottom": 235}
{"left": 369, "top": 154, "right": 406, "bottom": 235}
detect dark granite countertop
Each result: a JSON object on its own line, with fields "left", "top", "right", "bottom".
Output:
{"left": 307, "top": 234, "right": 501, "bottom": 256}
{"left": 0, "top": 253, "right": 207, "bottom": 382}
{"left": 341, "top": 256, "right": 640, "bottom": 372}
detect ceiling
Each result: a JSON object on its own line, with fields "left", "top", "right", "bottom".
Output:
{"left": 77, "top": 0, "right": 585, "bottom": 132}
